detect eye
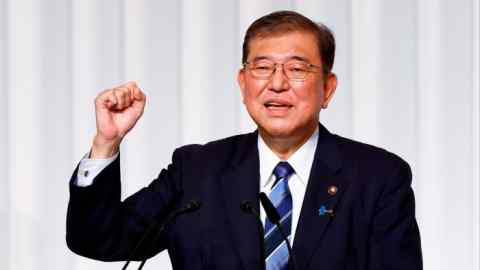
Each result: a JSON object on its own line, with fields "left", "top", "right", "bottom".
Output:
{"left": 288, "top": 65, "right": 307, "bottom": 72}
{"left": 291, "top": 67, "right": 305, "bottom": 72}
{"left": 255, "top": 65, "right": 272, "bottom": 70}
{"left": 253, "top": 62, "right": 274, "bottom": 70}
{"left": 286, "top": 62, "right": 308, "bottom": 72}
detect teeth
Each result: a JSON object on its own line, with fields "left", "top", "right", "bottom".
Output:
{"left": 266, "top": 103, "right": 289, "bottom": 107}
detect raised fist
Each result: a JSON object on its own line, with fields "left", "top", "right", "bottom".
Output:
{"left": 91, "top": 81, "right": 146, "bottom": 158}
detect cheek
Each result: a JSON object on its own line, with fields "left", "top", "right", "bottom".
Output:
{"left": 292, "top": 83, "right": 324, "bottom": 109}
{"left": 244, "top": 81, "right": 267, "bottom": 100}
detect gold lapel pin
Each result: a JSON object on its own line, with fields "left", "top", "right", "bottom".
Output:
{"left": 328, "top": 185, "right": 338, "bottom": 196}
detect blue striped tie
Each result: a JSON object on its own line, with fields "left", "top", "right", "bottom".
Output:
{"left": 264, "top": 161, "right": 294, "bottom": 270}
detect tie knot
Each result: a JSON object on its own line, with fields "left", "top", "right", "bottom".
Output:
{"left": 273, "top": 161, "right": 294, "bottom": 180}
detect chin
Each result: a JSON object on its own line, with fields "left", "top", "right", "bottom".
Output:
{"left": 259, "top": 122, "right": 297, "bottom": 139}
{"left": 257, "top": 116, "right": 318, "bottom": 139}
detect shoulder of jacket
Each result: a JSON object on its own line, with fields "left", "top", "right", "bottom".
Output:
{"left": 333, "top": 134, "right": 410, "bottom": 170}
{"left": 173, "top": 132, "right": 254, "bottom": 160}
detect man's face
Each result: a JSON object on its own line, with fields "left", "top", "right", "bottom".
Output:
{"left": 238, "top": 31, "right": 337, "bottom": 139}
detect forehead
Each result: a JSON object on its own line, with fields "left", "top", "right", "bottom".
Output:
{"left": 248, "top": 31, "right": 321, "bottom": 63}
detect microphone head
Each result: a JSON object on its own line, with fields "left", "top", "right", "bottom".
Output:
{"left": 259, "top": 192, "right": 281, "bottom": 224}
{"left": 185, "top": 200, "right": 201, "bottom": 212}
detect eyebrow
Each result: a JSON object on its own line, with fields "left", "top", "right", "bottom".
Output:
{"left": 251, "top": 55, "right": 311, "bottom": 63}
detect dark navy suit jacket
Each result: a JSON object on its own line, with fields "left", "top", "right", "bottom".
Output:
{"left": 66, "top": 124, "right": 422, "bottom": 269}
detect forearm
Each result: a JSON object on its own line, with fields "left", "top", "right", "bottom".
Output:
{"left": 67, "top": 156, "right": 133, "bottom": 260}
{"left": 66, "top": 148, "right": 185, "bottom": 261}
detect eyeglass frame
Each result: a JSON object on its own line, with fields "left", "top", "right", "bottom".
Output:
{"left": 242, "top": 59, "right": 326, "bottom": 81}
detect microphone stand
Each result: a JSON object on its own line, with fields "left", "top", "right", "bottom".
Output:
{"left": 121, "top": 200, "right": 201, "bottom": 270}
{"left": 240, "top": 201, "right": 266, "bottom": 270}
{"left": 259, "top": 192, "right": 297, "bottom": 270}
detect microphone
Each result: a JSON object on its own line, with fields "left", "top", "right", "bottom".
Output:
{"left": 121, "top": 200, "right": 202, "bottom": 270}
{"left": 259, "top": 192, "right": 297, "bottom": 270}
{"left": 240, "top": 201, "right": 266, "bottom": 270}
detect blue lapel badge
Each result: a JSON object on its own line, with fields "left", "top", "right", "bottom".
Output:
{"left": 318, "top": 205, "right": 334, "bottom": 217}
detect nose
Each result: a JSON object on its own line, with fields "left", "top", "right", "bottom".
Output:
{"left": 268, "top": 64, "right": 290, "bottom": 92}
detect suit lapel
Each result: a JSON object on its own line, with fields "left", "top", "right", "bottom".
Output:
{"left": 218, "top": 125, "right": 351, "bottom": 270}
{"left": 219, "top": 132, "right": 262, "bottom": 270}
{"left": 292, "top": 124, "right": 350, "bottom": 270}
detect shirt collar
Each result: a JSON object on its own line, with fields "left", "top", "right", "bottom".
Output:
{"left": 258, "top": 126, "right": 319, "bottom": 189}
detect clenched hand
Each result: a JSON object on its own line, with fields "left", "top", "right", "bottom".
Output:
{"left": 91, "top": 81, "right": 146, "bottom": 158}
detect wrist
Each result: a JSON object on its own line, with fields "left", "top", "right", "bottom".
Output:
{"left": 90, "top": 135, "right": 121, "bottom": 159}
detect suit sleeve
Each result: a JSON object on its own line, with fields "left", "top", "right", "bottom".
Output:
{"left": 368, "top": 159, "right": 423, "bottom": 270}
{"left": 66, "top": 148, "right": 184, "bottom": 261}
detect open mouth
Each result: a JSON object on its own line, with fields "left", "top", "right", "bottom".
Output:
{"left": 264, "top": 102, "right": 293, "bottom": 109}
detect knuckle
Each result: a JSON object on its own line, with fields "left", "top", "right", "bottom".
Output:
{"left": 126, "top": 81, "right": 137, "bottom": 88}
{"left": 96, "top": 90, "right": 109, "bottom": 102}
{"left": 118, "top": 88, "right": 128, "bottom": 97}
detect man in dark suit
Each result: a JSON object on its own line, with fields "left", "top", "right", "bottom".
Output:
{"left": 67, "top": 10, "right": 422, "bottom": 270}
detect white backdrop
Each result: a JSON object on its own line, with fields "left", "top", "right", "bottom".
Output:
{"left": 0, "top": 0, "right": 479, "bottom": 269}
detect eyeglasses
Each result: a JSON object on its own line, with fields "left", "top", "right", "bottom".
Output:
{"left": 243, "top": 60, "right": 323, "bottom": 81}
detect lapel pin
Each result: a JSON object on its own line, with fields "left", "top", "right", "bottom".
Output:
{"left": 327, "top": 185, "right": 338, "bottom": 196}
{"left": 318, "top": 205, "right": 334, "bottom": 217}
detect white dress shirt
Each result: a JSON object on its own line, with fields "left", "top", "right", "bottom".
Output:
{"left": 258, "top": 127, "right": 318, "bottom": 243}
{"left": 75, "top": 128, "right": 319, "bottom": 244}
{"left": 76, "top": 152, "right": 119, "bottom": 187}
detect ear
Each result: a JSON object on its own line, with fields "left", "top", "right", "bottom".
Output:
{"left": 237, "top": 69, "right": 247, "bottom": 103}
{"left": 321, "top": 73, "right": 337, "bottom": 109}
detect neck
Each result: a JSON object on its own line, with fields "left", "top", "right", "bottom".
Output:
{"left": 259, "top": 122, "right": 317, "bottom": 160}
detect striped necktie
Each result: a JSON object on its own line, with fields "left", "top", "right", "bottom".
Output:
{"left": 264, "top": 161, "right": 294, "bottom": 270}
